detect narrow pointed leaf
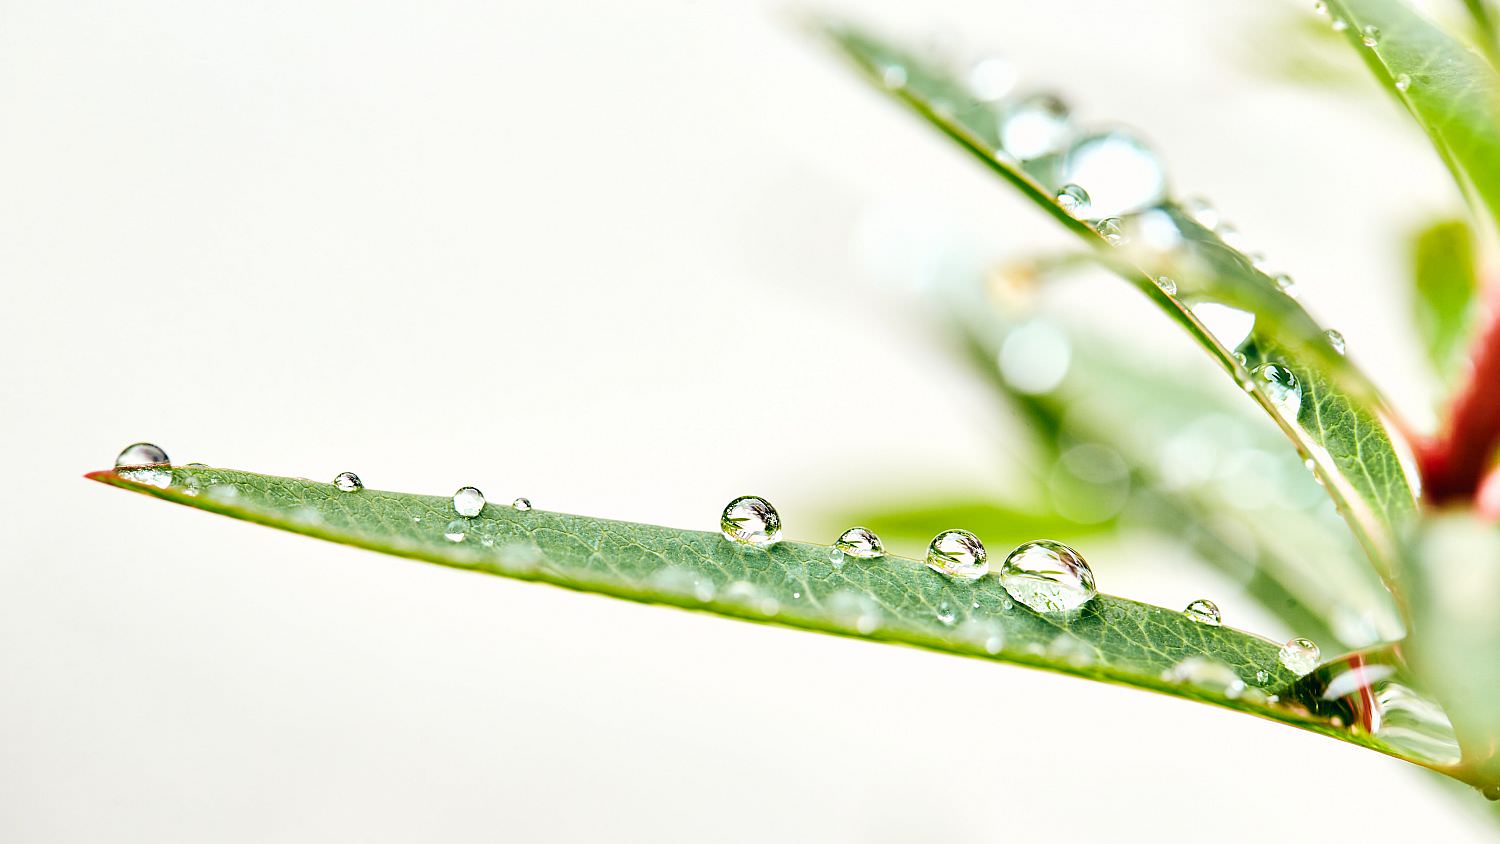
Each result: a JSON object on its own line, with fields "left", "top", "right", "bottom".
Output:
{"left": 818, "top": 22, "right": 1417, "bottom": 594}
{"left": 90, "top": 465, "right": 1463, "bottom": 779}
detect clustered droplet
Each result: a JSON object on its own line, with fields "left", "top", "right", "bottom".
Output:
{"left": 998, "top": 539, "right": 1098, "bottom": 613}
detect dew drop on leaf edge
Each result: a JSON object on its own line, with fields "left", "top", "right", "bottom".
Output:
{"left": 1325, "top": 328, "right": 1346, "bottom": 355}
{"left": 925, "top": 529, "right": 988, "bottom": 580}
{"left": 452, "top": 486, "right": 485, "bottom": 518}
{"left": 1183, "top": 598, "right": 1222, "bottom": 625}
{"left": 721, "top": 495, "right": 783, "bottom": 547}
{"left": 1000, "top": 539, "right": 1097, "bottom": 613}
{"left": 1279, "top": 637, "right": 1321, "bottom": 675}
{"left": 835, "top": 526, "right": 885, "bottom": 559}
{"left": 333, "top": 472, "right": 363, "bottom": 493}
{"left": 116, "top": 442, "right": 169, "bottom": 467}
{"left": 513, "top": 497, "right": 533, "bottom": 511}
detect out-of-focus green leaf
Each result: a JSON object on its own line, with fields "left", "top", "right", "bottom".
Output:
{"left": 1412, "top": 218, "right": 1481, "bottom": 382}
{"left": 89, "top": 465, "right": 1467, "bottom": 780}
{"left": 818, "top": 21, "right": 1418, "bottom": 601}
{"left": 1326, "top": 0, "right": 1500, "bottom": 230}
{"left": 1404, "top": 514, "right": 1500, "bottom": 793}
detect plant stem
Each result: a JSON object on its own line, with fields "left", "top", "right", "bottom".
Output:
{"left": 1420, "top": 299, "right": 1500, "bottom": 502}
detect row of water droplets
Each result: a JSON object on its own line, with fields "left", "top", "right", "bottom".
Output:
{"left": 1312, "top": 2, "right": 1414, "bottom": 92}
{"left": 112, "top": 443, "right": 1324, "bottom": 682}
{"left": 717, "top": 492, "right": 1321, "bottom": 676}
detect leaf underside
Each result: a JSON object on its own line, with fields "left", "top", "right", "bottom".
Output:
{"left": 89, "top": 466, "right": 1461, "bottom": 778}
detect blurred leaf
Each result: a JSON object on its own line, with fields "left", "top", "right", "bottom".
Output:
{"left": 836, "top": 497, "right": 1116, "bottom": 557}
{"left": 1412, "top": 218, "right": 1481, "bottom": 382}
{"left": 90, "top": 465, "right": 1466, "bottom": 778}
{"left": 1405, "top": 514, "right": 1500, "bottom": 793}
{"left": 1326, "top": 0, "right": 1500, "bottom": 231}
{"left": 819, "top": 21, "right": 1418, "bottom": 598}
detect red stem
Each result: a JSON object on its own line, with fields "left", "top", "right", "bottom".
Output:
{"left": 1418, "top": 300, "right": 1500, "bottom": 504}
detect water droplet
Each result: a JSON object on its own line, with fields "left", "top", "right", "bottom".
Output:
{"left": 1184, "top": 196, "right": 1220, "bottom": 230}
{"left": 1155, "top": 275, "right": 1177, "bottom": 296}
{"left": 1325, "top": 329, "right": 1346, "bottom": 354}
{"left": 444, "top": 519, "right": 467, "bottom": 542}
{"left": 1190, "top": 302, "right": 1255, "bottom": 351}
{"left": 1361, "top": 24, "right": 1380, "bottom": 46}
{"left": 925, "top": 529, "right": 988, "bottom": 580}
{"left": 1055, "top": 183, "right": 1091, "bottom": 217}
{"left": 1313, "top": 0, "right": 1327, "bottom": 13}
{"left": 998, "top": 319, "right": 1071, "bottom": 395}
{"left": 1062, "top": 130, "right": 1166, "bottom": 218}
{"left": 936, "top": 601, "right": 958, "bottom": 625}
{"left": 1279, "top": 637, "right": 1321, "bottom": 675}
{"left": 1273, "top": 273, "right": 1299, "bottom": 298}
{"left": 997, "top": 94, "right": 1071, "bottom": 160}
{"left": 333, "top": 472, "right": 362, "bottom": 493}
{"left": 1332, "top": 18, "right": 1349, "bottom": 32}
{"left": 1252, "top": 363, "right": 1303, "bottom": 419}
{"left": 966, "top": 56, "right": 1016, "bottom": 101}
{"left": 115, "top": 442, "right": 169, "bottom": 467}
{"left": 1164, "top": 657, "right": 1246, "bottom": 698}
{"left": 512, "top": 497, "right": 533, "bottom": 511}
{"left": 1394, "top": 73, "right": 1411, "bottom": 92}
{"left": 1484, "top": 784, "right": 1500, "bottom": 801}
{"left": 1094, "top": 217, "right": 1125, "bottom": 246}
{"left": 1183, "top": 598, "right": 1222, "bottom": 625}
{"left": 452, "top": 486, "right": 485, "bottom": 518}
{"left": 835, "top": 526, "right": 885, "bottom": 559}
{"left": 721, "top": 495, "right": 783, "bottom": 547}
{"left": 999, "top": 540, "right": 1097, "bottom": 613}
{"left": 1255, "top": 668, "right": 1271, "bottom": 685}
{"left": 880, "top": 63, "right": 907, "bottom": 89}
{"left": 828, "top": 546, "right": 845, "bottom": 566}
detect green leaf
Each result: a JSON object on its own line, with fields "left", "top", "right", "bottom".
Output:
{"left": 817, "top": 21, "right": 1417, "bottom": 598}
{"left": 1326, "top": 0, "right": 1500, "bottom": 230}
{"left": 90, "top": 464, "right": 1461, "bottom": 778}
{"left": 1412, "top": 218, "right": 1481, "bottom": 382}
{"left": 1404, "top": 514, "right": 1500, "bottom": 792}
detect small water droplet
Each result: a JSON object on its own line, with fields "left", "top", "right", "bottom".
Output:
{"left": 835, "top": 526, "right": 885, "bottom": 559}
{"left": 1332, "top": 18, "right": 1349, "bottom": 32}
{"left": 1185, "top": 196, "right": 1220, "bottom": 230}
{"left": 1062, "top": 130, "right": 1166, "bottom": 218}
{"left": 1484, "top": 784, "right": 1500, "bottom": 801}
{"left": 1325, "top": 329, "right": 1346, "bottom": 354}
{"left": 1361, "top": 24, "right": 1380, "bottom": 46}
{"left": 1164, "top": 657, "right": 1246, "bottom": 698}
{"left": 828, "top": 546, "right": 845, "bottom": 566}
{"left": 1394, "top": 73, "right": 1411, "bottom": 92}
{"left": 1273, "top": 273, "right": 1299, "bottom": 298}
{"left": 1255, "top": 669, "right": 1271, "bottom": 685}
{"left": 936, "top": 601, "right": 957, "bottom": 626}
{"left": 1155, "top": 275, "right": 1177, "bottom": 296}
{"left": 1252, "top": 363, "right": 1303, "bottom": 419}
{"left": 115, "top": 442, "right": 169, "bottom": 467}
{"left": 966, "top": 56, "right": 1016, "bottom": 101}
{"left": 925, "top": 529, "right": 988, "bottom": 580}
{"left": 1183, "top": 598, "right": 1222, "bottom": 625}
{"left": 880, "top": 63, "right": 907, "bottom": 89}
{"left": 721, "top": 495, "right": 782, "bottom": 547}
{"left": 1279, "top": 637, "right": 1321, "bottom": 675}
{"left": 333, "top": 472, "right": 362, "bottom": 493}
{"left": 997, "top": 94, "right": 1071, "bottom": 160}
{"left": 1233, "top": 352, "right": 1248, "bottom": 367}
{"left": 1313, "top": 0, "right": 1327, "bottom": 13}
{"left": 452, "top": 486, "right": 485, "bottom": 518}
{"left": 1000, "top": 540, "right": 1097, "bottom": 613}
{"left": 1095, "top": 217, "right": 1125, "bottom": 246}
{"left": 512, "top": 497, "right": 533, "bottom": 511}
{"left": 1055, "top": 183, "right": 1091, "bottom": 217}
{"left": 444, "top": 519, "right": 467, "bottom": 542}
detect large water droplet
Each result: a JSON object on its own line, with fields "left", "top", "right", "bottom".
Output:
{"left": 1280, "top": 637, "right": 1321, "bottom": 675}
{"left": 116, "top": 442, "right": 169, "bottom": 467}
{"left": 452, "top": 486, "right": 485, "bottom": 518}
{"left": 1061, "top": 130, "right": 1166, "bottom": 218}
{"left": 333, "top": 472, "right": 363, "bottom": 493}
{"left": 512, "top": 497, "right": 533, "bottom": 511}
{"left": 1190, "top": 302, "right": 1255, "bottom": 351}
{"left": 1252, "top": 363, "right": 1303, "bottom": 419}
{"left": 1184, "top": 598, "right": 1223, "bottom": 625}
{"left": 1000, "top": 540, "right": 1097, "bottom": 613}
{"left": 721, "top": 495, "right": 783, "bottom": 547}
{"left": 926, "top": 529, "right": 988, "bottom": 580}
{"left": 997, "top": 94, "right": 1071, "bottom": 160}
{"left": 1055, "top": 183, "right": 1091, "bottom": 218}
{"left": 835, "top": 526, "right": 885, "bottom": 559}
{"left": 966, "top": 56, "right": 1017, "bottom": 101}
{"left": 998, "top": 319, "right": 1071, "bottom": 395}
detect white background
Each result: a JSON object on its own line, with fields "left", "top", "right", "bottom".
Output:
{"left": 2, "top": 0, "right": 1493, "bottom": 840}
